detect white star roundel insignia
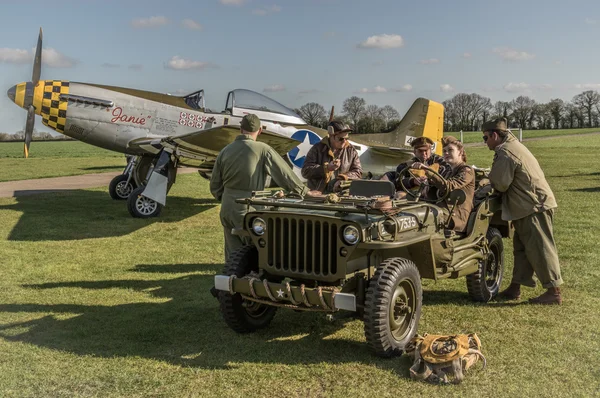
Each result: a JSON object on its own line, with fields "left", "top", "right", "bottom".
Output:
{"left": 287, "top": 130, "right": 321, "bottom": 168}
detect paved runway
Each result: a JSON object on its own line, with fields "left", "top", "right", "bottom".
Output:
{"left": 0, "top": 168, "right": 198, "bottom": 198}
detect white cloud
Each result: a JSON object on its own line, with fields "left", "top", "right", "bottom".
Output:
{"left": 420, "top": 58, "right": 440, "bottom": 65}
{"left": 129, "top": 64, "right": 143, "bottom": 71}
{"left": 0, "top": 47, "right": 76, "bottom": 68}
{"left": 462, "top": 52, "right": 472, "bottom": 58}
{"left": 574, "top": 83, "right": 600, "bottom": 90}
{"left": 356, "top": 86, "right": 388, "bottom": 93}
{"left": 263, "top": 84, "right": 285, "bottom": 92}
{"left": 165, "top": 56, "right": 214, "bottom": 70}
{"left": 131, "top": 16, "right": 169, "bottom": 28}
{"left": 503, "top": 82, "right": 531, "bottom": 93}
{"left": 357, "top": 34, "right": 404, "bottom": 49}
{"left": 440, "top": 84, "right": 454, "bottom": 93}
{"left": 0, "top": 48, "right": 31, "bottom": 64}
{"left": 391, "top": 84, "right": 413, "bottom": 92}
{"left": 585, "top": 18, "right": 596, "bottom": 24}
{"left": 220, "top": 0, "right": 245, "bottom": 5}
{"left": 101, "top": 63, "right": 120, "bottom": 68}
{"left": 538, "top": 84, "right": 553, "bottom": 90}
{"left": 253, "top": 5, "right": 282, "bottom": 16}
{"left": 493, "top": 47, "right": 535, "bottom": 62}
{"left": 182, "top": 19, "right": 202, "bottom": 30}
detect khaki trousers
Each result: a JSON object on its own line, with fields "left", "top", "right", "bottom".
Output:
{"left": 511, "top": 209, "right": 563, "bottom": 288}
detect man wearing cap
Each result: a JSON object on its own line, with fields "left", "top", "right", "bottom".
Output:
{"left": 482, "top": 117, "right": 563, "bottom": 305}
{"left": 210, "top": 113, "right": 309, "bottom": 261}
{"left": 301, "top": 120, "right": 362, "bottom": 193}
{"left": 381, "top": 136, "right": 451, "bottom": 194}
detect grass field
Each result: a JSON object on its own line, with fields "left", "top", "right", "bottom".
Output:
{"left": 0, "top": 141, "right": 125, "bottom": 182}
{"left": 0, "top": 136, "right": 599, "bottom": 397}
{"left": 446, "top": 127, "right": 600, "bottom": 144}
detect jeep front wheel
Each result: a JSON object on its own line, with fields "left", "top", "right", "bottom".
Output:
{"left": 364, "top": 257, "right": 422, "bottom": 357}
{"left": 218, "top": 245, "right": 277, "bottom": 333}
{"left": 466, "top": 227, "right": 504, "bottom": 302}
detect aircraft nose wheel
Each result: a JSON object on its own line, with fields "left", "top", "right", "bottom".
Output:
{"left": 127, "top": 186, "right": 162, "bottom": 218}
{"left": 109, "top": 174, "right": 137, "bottom": 200}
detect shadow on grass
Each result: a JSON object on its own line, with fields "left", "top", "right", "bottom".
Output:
{"left": 570, "top": 187, "right": 600, "bottom": 193}
{"left": 423, "top": 289, "right": 527, "bottom": 307}
{"left": 0, "top": 191, "right": 217, "bottom": 241}
{"left": 0, "top": 266, "right": 411, "bottom": 377}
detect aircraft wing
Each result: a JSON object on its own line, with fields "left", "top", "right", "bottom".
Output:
{"left": 367, "top": 145, "right": 413, "bottom": 159}
{"left": 127, "top": 125, "right": 300, "bottom": 166}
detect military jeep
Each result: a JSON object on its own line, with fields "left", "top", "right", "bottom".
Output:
{"left": 214, "top": 167, "right": 509, "bottom": 357}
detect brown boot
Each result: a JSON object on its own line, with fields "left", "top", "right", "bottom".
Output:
{"left": 529, "top": 287, "right": 562, "bottom": 305}
{"left": 498, "top": 283, "right": 521, "bottom": 300}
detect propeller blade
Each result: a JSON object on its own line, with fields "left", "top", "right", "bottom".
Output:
{"left": 24, "top": 105, "right": 35, "bottom": 158}
{"left": 32, "top": 27, "right": 43, "bottom": 84}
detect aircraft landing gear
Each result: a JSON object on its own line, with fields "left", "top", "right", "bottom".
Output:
{"left": 127, "top": 186, "right": 162, "bottom": 218}
{"left": 109, "top": 156, "right": 140, "bottom": 200}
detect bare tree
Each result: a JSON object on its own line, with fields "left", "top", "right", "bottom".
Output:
{"left": 297, "top": 102, "right": 327, "bottom": 126}
{"left": 510, "top": 96, "right": 536, "bottom": 129}
{"left": 572, "top": 90, "right": 600, "bottom": 127}
{"left": 493, "top": 101, "right": 512, "bottom": 119}
{"left": 342, "top": 96, "right": 366, "bottom": 130}
{"left": 547, "top": 99, "right": 564, "bottom": 129}
{"left": 380, "top": 105, "right": 400, "bottom": 129}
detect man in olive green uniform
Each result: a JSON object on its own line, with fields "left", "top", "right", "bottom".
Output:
{"left": 483, "top": 118, "right": 563, "bottom": 304}
{"left": 210, "top": 114, "right": 308, "bottom": 261}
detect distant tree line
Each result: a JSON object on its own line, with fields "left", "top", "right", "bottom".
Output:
{"left": 0, "top": 130, "right": 75, "bottom": 142}
{"left": 295, "top": 89, "right": 600, "bottom": 133}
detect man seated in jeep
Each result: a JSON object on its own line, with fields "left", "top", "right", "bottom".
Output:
{"left": 412, "top": 136, "right": 474, "bottom": 232}
{"left": 381, "top": 136, "right": 451, "bottom": 197}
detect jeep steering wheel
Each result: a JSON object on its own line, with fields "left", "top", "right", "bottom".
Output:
{"left": 397, "top": 164, "right": 450, "bottom": 203}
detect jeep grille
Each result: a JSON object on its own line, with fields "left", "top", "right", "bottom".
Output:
{"left": 266, "top": 217, "right": 339, "bottom": 277}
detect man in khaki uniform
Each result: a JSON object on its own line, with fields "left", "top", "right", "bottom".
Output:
{"left": 210, "top": 114, "right": 308, "bottom": 261}
{"left": 482, "top": 118, "right": 563, "bottom": 304}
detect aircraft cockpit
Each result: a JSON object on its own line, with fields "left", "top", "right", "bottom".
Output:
{"left": 183, "top": 89, "right": 205, "bottom": 110}
{"left": 224, "top": 89, "right": 306, "bottom": 125}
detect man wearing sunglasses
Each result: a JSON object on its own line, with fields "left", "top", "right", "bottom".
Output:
{"left": 483, "top": 117, "right": 563, "bottom": 305}
{"left": 301, "top": 120, "right": 362, "bottom": 193}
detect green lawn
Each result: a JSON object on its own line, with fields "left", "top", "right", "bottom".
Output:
{"left": 0, "top": 136, "right": 599, "bottom": 397}
{"left": 447, "top": 127, "right": 600, "bottom": 144}
{"left": 0, "top": 141, "right": 125, "bottom": 182}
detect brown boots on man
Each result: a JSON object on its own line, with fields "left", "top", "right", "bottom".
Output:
{"left": 529, "top": 287, "right": 562, "bottom": 305}
{"left": 498, "top": 283, "right": 521, "bottom": 300}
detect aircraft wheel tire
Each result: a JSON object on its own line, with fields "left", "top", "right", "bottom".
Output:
{"left": 466, "top": 227, "right": 504, "bottom": 302}
{"left": 364, "top": 257, "right": 422, "bottom": 358}
{"left": 127, "top": 186, "right": 162, "bottom": 218}
{"left": 109, "top": 174, "right": 137, "bottom": 200}
{"left": 218, "top": 245, "right": 277, "bottom": 333}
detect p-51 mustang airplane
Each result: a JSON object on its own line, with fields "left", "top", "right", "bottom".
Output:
{"left": 7, "top": 29, "right": 444, "bottom": 218}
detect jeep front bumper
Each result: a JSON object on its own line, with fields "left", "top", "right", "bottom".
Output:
{"left": 214, "top": 275, "right": 356, "bottom": 312}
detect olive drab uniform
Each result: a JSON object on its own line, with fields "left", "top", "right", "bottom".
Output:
{"left": 210, "top": 135, "right": 308, "bottom": 261}
{"left": 488, "top": 134, "right": 562, "bottom": 288}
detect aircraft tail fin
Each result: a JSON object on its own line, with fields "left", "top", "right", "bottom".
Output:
{"left": 350, "top": 98, "right": 444, "bottom": 155}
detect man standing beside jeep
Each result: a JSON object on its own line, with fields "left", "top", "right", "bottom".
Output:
{"left": 301, "top": 121, "right": 362, "bottom": 194}
{"left": 482, "top": 117, "right": 563, "bottom": 305}
{"left": 210, "top": 114, "right": 308, "bottom": 262}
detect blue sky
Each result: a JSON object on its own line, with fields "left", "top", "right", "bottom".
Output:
{"left": 1, "top": 0, "right": 599, "bottom": 133}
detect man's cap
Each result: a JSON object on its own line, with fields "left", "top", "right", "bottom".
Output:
{"left": 327, "top": 120, "right": 353, "bottom": 135}
{"left": 411, "top": 136, "right": 435, "bottom": 149}
{"left": 240, "top": 114, "right": 261, "bottom": 133}
{"left": 482, "top": 117, "right": 509, "bottom": 133}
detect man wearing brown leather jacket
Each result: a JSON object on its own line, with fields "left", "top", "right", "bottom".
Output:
{"left": 301, "top": 121, "right": 362, "bottom": 193}
{"left": 483, "top": 118, "right": 563, "bottom": 305}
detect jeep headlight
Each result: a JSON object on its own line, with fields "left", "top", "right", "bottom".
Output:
{"left": 342, "top": 225, "right": 360, "bottom": 245}
{"left": 251, "top": 217, "right": 266, "bottom": 236}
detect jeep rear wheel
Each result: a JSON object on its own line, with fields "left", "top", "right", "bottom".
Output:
{"left": 364, "top": 257, "right": 422, "bottom": 358}
{"left": 218, "top": 245, "right": 277, "bottom": 333}
{"left": 466, "top": 227, "right": 504, "bottom": 302}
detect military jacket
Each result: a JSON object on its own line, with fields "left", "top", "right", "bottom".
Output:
{"left": 488, "top": 135, "right": 557, "bottom": 221}
{"left": 384, "top": 154, "right": 451, "bottom": 191}
{"left": 210, "top": 135, "right": 308, "bottom": 213}
{"left": 301, "top": 137, "right": 362, "bottom": 193}
{"left": 428, "top": 163, "right": 475, "bottom": 232}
